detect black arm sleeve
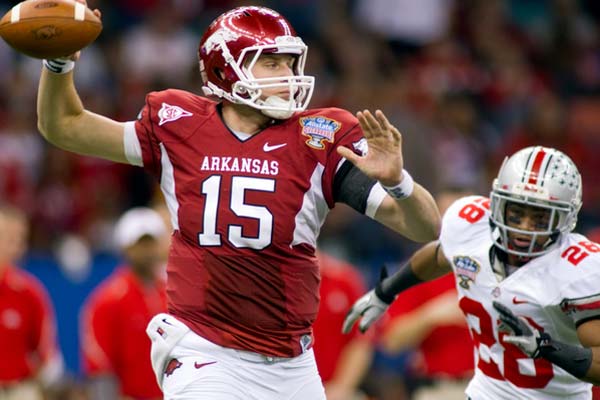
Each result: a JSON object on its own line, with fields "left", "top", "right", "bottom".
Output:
{"left": 537, "top": 333, "right": 593, "bottom": 379}
{"left": 374, "top": 262, "right": 424, "bottom": 304}
{"left": 333, "top": 160, "right": 378, "bottom": 214}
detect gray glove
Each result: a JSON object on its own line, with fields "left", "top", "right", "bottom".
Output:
{"left": 342, "top": 289, "right": 390, "bottom": 334}
{"left": 493, "top": 301, "right": 543, "bottom": 357}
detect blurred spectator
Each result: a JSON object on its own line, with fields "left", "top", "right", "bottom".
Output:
{"left": 313, "top": 252, "right": 375, "bottom": 400}
{"left": 430, "top": 92, "right": 489, "bottom": 194}
{"left": 379, "top": 189, "right": 474, "bottom": 400}
{"left": 0, "top": 205, "right": 63, "bottom": 400}
{"left": 353, "top": 0, "right": 455, "bottom": 57}
{"left": 80, "top": 207, "right": 167, "bottom": 400}
{"left": 118, "top": 2, "right": 197, "bottom": 89}
{"left": 382, "top": 275, "right": 473, "bottom": 400}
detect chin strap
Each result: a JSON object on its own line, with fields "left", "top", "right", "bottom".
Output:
{"left": 260, "top": 96, "right": 295, "bottom": 119}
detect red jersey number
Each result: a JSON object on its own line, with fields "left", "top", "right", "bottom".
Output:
{"left": 198, "top": 175, "right": 275, "bottom": 250}
{"left": 561, "top": 241, "right": 600, "bottom": 266}
{"left": 459, "top": 296, "right": 554, "bottom": 388}
{"left": 458, "top": 198, "right": 490, "bottom": 224}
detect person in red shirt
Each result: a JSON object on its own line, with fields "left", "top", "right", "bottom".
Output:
{"left": 80, "top": 207, "right": 168, "bottom": 400}
{"left": 382, "top": 273, "right": 474, "bottom": 400}
{"left": 0, "top": 205, "right": 63, "bottom": 400}
{"left": 312, "top": 252, "right": 374, "bottom": 400}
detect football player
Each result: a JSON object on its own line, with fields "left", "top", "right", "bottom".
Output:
{"left": 344, "top": 146, "right": 600, "bottom": 399}
{"left": 36, "top": 4, "right": 441, "bottom": 400}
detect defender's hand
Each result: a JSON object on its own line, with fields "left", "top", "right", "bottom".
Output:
{"left": 493, "top": 301, "right": 542, "bottom": 357}
{"left": 342, "top": 289, "right": 390, "bottom": 334}
{"left": 337, "top": 109, "right": 404, "bottom": 187}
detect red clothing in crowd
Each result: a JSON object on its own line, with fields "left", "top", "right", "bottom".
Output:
{"left": 0, "top": 265, "right": 60, "bottom": 384}
{"left": 385, "top": 273, "right": 474, "bottom": 379}
{"left": 81, "top": 267, "right": 167, "bottom": 399}
{"left": 313, "top": 253, "right": 374, "bottom": 382}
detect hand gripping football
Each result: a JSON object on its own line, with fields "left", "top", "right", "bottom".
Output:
{"left": 0, "top": 0, "right": 102, "bottom": 59}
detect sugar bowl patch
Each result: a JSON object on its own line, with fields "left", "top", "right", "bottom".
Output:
{"left": 453, "top": 255, "right": 480, "bottom": 289}
{"left": 300, "top": 116, "right": 341, "bottom": 150}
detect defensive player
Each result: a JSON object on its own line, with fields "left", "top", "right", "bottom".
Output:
{"left": 344, "top": 146, "right": 600, "bottom": 399}
{"left": 36, "top": 4, "right": 441, "bottom": 399}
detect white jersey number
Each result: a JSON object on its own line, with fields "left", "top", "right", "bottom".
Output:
{"left": 198, "top": 176, "right": 275, "bottom": 250}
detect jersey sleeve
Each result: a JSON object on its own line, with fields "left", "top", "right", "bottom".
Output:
{"left": 80, "top": 289, "right": 118, "bottom": 375}
{"left": 126, "top": 92, "right": 164, "bottom": 179}
{"left": 556, "top": 243, "right": 600, "bottom": 327}
{"left": 322, "top": 109, "right": 386, "bottom": 217}
{"left": 439, "top": 195, "right": 491, "bottom": 263}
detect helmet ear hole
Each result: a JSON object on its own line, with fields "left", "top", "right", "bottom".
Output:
{"left": 213, "top": 68, "right": 225, "bottom": 81}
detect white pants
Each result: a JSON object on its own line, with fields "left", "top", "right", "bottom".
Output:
{"left": 147, "top": 314, "right": 326, "bottom": 400}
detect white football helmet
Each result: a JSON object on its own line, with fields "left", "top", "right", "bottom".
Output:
{"left": 490, "top": 146, "right": 582, "bottom": 257}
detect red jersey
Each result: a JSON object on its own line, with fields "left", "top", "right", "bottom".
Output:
{"left": 80, "top": 267, "right": 167, "bottom": 399}
{"left": 130, "top": 90, "right": 368, "bottom": 357}
{"left": 312, "top": 253, "right": 373, "bottom": 382}
{"left": 0, "top": 265, "right": 59, "bottom": 383}
{"left": 385, "top": 273, "right": 474, "bottom": 378}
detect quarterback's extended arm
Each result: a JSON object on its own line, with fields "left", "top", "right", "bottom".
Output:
{"left": 36, "top": 1, "right": 128, "bottom": 163}
{"left": 337, "top": 110, "right": 440, "bottom": 242}
{"left": 342, "top": 241, "right": 452, "bottom": 333}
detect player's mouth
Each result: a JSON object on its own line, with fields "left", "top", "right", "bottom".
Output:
{"left": 511, "top": 237, "right": 532, "bottom": 249}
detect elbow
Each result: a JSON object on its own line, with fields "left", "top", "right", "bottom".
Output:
{"left": 37, "top": 114, "right": 72, "bottom": 147}
{"left": 413, "top": 218, "right": 441, "bottom": 243}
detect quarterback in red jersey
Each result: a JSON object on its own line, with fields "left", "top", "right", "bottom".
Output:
{"left": 80, "top": 207, "right": 167, "bottom": 400}
{"left": 36, "top": 4, "right": 441, "bottom": 399}
{"left": 0, "top": 206, "right": 62, "bottom": 400}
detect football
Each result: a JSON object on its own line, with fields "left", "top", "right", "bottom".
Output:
{"left": 0, "top": 0, "right": 102, "bottom": 59}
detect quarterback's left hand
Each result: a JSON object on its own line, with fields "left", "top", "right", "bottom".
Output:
{"left": 336, "top": 109, "right": 404, "bottom": 187}
{"left": 493, "top": 301, "right": 547, "bottom": 358}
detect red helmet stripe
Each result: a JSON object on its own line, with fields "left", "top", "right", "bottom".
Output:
{"left": 528, "top": 147, "right": 547, "bottom": 184}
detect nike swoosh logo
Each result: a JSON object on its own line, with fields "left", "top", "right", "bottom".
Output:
{"left": 263, "top": 142, "right": 287, "bottom": 152}
{"left": 512, "top": 297, "right": 528, "bottom": 305}
{"left": 194, "top": 361, "right": 217, "bottom": 369}
{"left": 162, "top": 318, "right": 173, "bottom": 325}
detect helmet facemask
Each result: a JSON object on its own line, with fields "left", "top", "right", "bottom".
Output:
{"left": 489, "top": 146, "right": 582, "bottom": 258}
{"left": 200, "top": 32, "right": 314, "bottom": 119}
{"left": 490, "top": 191, "right": 576, "bottom": 258}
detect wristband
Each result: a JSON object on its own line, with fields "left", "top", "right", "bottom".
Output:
{"left": 381, "top": 169, "right": 414, "bottom": 200}
{"left": 43, "top": 58, "right": 75, "bottom": 74}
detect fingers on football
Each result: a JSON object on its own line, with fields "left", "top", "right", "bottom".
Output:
{"left": 337, "top": 146, "right": 361, "bottom": 165}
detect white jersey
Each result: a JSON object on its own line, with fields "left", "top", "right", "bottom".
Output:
{"left": 440, "top": 196, "right": 600, "bottom": 400}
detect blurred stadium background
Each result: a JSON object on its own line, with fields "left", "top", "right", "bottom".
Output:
{"left": 1, "top": 0, "right": 600, "bottom": 398}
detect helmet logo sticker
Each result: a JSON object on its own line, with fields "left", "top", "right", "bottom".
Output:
{"left": 300, "top": 116, "right": 341, "bottom": 150}
{"left": 158, "top": 103, "right": 193, "bottom": 126}
{"left": 202, "top": 29, "right": 240, "bottom": 55}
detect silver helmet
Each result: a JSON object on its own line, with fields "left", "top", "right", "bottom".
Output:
{"left": 490, "top": 146, "right": 582, "bottom": 257}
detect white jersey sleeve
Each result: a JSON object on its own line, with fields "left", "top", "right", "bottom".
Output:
{"left": 440, "top": 195, "right": 491, "bottom": 263}
{"left": 550, "top": 233, "right": 600, "bottom": 327}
